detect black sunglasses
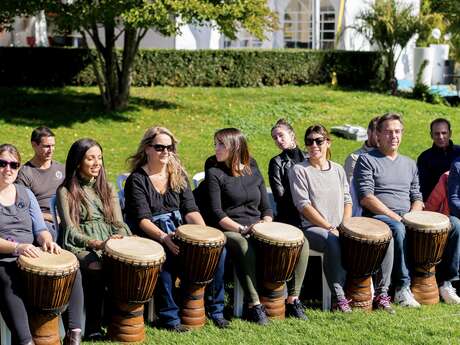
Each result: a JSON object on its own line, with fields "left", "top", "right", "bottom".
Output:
{"left": 150, "top": 144, "right": 174, "bottom": 152}
{"left": 0, "top": 159, "right": 20, "bottom": 170}
{"left": 305, "top": 137, "right": 327, "bottom": 146}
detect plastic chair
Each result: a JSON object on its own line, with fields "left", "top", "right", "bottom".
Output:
{"left": 192, "top": 171, "right": 205, "bottom": 189}
{"left": 116, "top": 173, "right": 129, "bottom": 210}
{"left": 0, "top": 313, "right": 11, "bottom": 345}
{"left": 50, "top": 195, "right": 59, "bottom": 233}
{"left": 232, "top": 189, "right": 332, "bottom": 315}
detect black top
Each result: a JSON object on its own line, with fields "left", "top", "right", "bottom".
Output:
{"left": 268, "top": 147, "right": 306, "bottom": 227}
{"left": 205, "top": 156, "right": 273, "bottom": 227}
{"left": 417, "top": 140, "right": 460, "bottom": 201}
{"left": 124, "top": 168, "right": 199, "bottom": 234}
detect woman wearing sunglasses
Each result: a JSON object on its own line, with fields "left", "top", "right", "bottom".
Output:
{"left": 0, "top": 144, "right": 83, "bottom": 345}
{"left": 124, "top": 126, "right": 228, "bottom": 332}
{"left": 57, "top": 138, "right": 131, "bottom": 340}
{"left": 289, "top": 125, "right": 353, "bottom": 312}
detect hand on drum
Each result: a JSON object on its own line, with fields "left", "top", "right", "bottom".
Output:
{"left": 42, "top": 240, "right": 62, "bottom": 254}
{"left": 17, "top": 244, "right": 42, "bottom": 258}
{"left": 163, "top": 233, "right": 180, "bottom": 255}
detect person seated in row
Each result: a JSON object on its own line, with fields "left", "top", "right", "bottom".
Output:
{"left": 289, "top": 124, "right": 395, "bottom": 313}
{"left": 57, "top": 138, "right": 132, "bottom": 339}
{"left": 425, "top": 171, "right": 450, "bottom": 215}
{"left": 417, "top": 118, "right": 460, "bottom": 202}
{"left": 123, "top": 127, "right": 228, "bottom": 332}
{"left": 204, "top": 128, "right": 309, "bottom": 323}
{"left": 354, "top": 113, "right": 460, "bottom": 306}
{"left": 268, "top": 118, "right": 306, "bottom": 228}
{"left": 16, "top": 126, "right": 65, "bottom": 241}
{"left": 0, "top": 144, "right": 84, "bottom": 345}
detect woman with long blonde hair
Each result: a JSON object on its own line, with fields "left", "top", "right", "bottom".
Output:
{"left": 124, "top": 126, "right": 228, "bottom": 331}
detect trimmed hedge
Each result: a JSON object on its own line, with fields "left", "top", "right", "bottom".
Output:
{"left": 0, "top": 48, "right": 384, "bottom": 89}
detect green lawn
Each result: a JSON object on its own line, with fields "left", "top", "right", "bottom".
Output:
{"left": 2, "top": 85, "right": 460, "bottom": 344}
{"left": 1, "top": 85, "right": 459, "bottom": 184}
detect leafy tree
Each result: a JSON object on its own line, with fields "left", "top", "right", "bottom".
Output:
{"left": 0, "top": 1, "right": 277, "bottom": 111}
{"left": 427, "top": 0, "right": 460, "bottom": 60}
{"left": 354, "top": 0, "right": 422, "bottom": 94}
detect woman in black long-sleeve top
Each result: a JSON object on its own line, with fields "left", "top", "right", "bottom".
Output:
{"left": 206, "top": 128, "right": 275, "bottom": 324}
{"left": 268, "top": 119, "right": 306, "bottom": 227}
{"left": 267, "top": 119, "right": 309, "bottom": 319}
{"left": 124, "top": 126, "right": 228, "bottom": 331}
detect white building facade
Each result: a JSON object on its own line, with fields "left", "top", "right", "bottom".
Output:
{"left": 0, "top": 0, "right": 421, "bottom": 80}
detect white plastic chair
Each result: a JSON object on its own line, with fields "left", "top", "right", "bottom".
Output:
{"left": 192, "top": 171, "right": 205, "bottom": 189}
{"left": 0, "top": 313, "right": 11, "bottom": 345}
{"left": 232, "top": 188, "right": 332, "bottom": 315}
{"left": 350, "top": 177, "right": 362, "bottom": 217}
{"left": 232, "top": 248, "right": 332, "bottom": 316}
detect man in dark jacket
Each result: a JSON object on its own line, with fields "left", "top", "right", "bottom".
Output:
{"left": 417, "top": 118, "right": 460, "bottom": 201}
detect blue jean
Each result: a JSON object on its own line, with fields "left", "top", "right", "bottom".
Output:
{"left": 375, "top": 214, "right": 460, "bottom": 288}
{"left": 437, "top": 216, "right": 460, "bottom": 283}
{"left": 373, "top": 215, "right": 411, "bottom": 288}
{"left": 156, "top": 247, "right": 226, "bottom": 327}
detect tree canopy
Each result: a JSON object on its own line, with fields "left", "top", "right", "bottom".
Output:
{"left": 0, "top": 1, "right": 277, "bottom": 110}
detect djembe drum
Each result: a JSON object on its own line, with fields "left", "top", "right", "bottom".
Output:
{"left": 104, "top": 237, "right": 166, "bottom": 342}
{"left": 252, "top": 222, "right": 305, "bottom": 319}
{"left": 174, "top": 224, "right": 226, "bottom": 329}
{"left": 17, "top": 249, "right": 79, "bottom": 345}
{"left": 403, "top": 211, "right": 451, "bottom": 305}
{"left": 340, "top": 217, "right": 392, "bottom": 310}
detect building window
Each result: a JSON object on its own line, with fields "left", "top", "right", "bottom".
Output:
{"left": 283, "top": 0, "right": 336, "bottom": 49}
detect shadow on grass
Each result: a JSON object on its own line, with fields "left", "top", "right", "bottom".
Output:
{"left": 0, "top": 87, "right": 178, "bottom": 127}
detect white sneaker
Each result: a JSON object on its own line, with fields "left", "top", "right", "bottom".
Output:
{"left": 394, "top": 286, "right": 421, "bottom": 308}
{"left": 439, "top": 281, "right": 460, "bottom": 304}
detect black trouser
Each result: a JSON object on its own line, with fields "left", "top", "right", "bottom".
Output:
{"left": 77, "top": 251, "right": 106, "bottom": 335}
{"left": 0, "top": 261, "right": 84, "bottom": 345}
{"left": 0, "top": 261, "right": 32, "bottom": 345}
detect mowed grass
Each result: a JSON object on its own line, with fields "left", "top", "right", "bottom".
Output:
{"left": 1, "top": 85, "right": 459, "bottom": 184}
{"left": 2, "top": 86, "right": 460, "bottom": 344}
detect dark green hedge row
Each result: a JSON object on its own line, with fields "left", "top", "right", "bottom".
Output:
{"left": 0, "top": 48, "right": 384, "bottom": 89}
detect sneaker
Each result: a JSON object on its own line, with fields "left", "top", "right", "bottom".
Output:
{"left": 373, "top": 294, "right": 395, "bottom": 314}
{"left": 286, "top": 300, "right": 308, "bottom": 320}
{"left": 84, "top": 332, "right": 104, "bottom": 341}
{"left": 211, "top": 316, "right": 230, "bottom": 329}
{"left": 439, "top": 281, "right": 460, "bottom": 304}
{"left": 246, "top": 304, "right": 269, "bottom": 325}
{"left": 333, "top": 298, "right": 352, "bottom": 313}
{"left": 394, "top": 286, "right": 421, "bottom": 308}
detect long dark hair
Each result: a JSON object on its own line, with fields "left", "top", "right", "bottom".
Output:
{"left": 214, "top": 128, "right": 252, "bottom": 176}
{"left": 60, "top": 138, "right": 118, "bottom": 229}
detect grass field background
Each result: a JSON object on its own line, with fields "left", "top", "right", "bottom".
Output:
{"left": 1, "top": 85, "right": 458, "bottom": 184}
{"left": 1, "top": 85, "right": 460, "bottom": 344}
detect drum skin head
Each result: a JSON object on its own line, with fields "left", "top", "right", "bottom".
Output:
{"left": 252, "top": 222, "right": 304, "bottom": 245}
{"left": 175, "top": 224, "right": 226, "bottom": 245}
{"left": 18, "top": 249, "right": 79, "bottom": 275}
{"left": 340, "top": 217, "right": 392, "bottom": 241}
{"left": 403, "top": 211, "right": 450, "bottom": 231}
{"left": 105, "top": 236, "right": 166, "bottom": 265}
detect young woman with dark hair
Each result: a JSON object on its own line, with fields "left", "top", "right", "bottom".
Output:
{"left": 57, "top": 138, "right": 131, "bottom": 340}
{"left": 205, "top": 128, "right": 309, "bottom": 323}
